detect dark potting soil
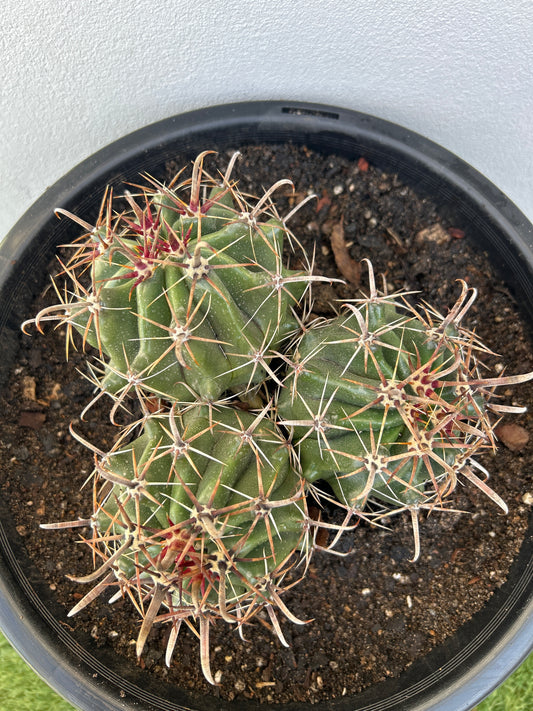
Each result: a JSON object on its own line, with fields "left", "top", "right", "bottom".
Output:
{"left": 1, "top": 143, "right": 532, "bottom": 706}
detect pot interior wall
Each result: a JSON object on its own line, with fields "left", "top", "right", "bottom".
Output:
{"left": 0, "top": 102, "right": 531, "bottom": 711}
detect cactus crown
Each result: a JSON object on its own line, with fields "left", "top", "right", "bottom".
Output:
{"left": 26, "top": 154, "right": 533, "bottom": 685}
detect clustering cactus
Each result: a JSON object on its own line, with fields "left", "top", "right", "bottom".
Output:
{"left": 26, "top": 153, "right": 532, "bottom": 685}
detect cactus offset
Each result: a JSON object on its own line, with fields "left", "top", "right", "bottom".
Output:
{"left": 45, "top": 404, "right": 310, "bottom": 684}
{"left": 26, "top": 152, "right": 311, "bottom": 414}
{"left": 277, "top": 261, "right": 533, "bottom": 556}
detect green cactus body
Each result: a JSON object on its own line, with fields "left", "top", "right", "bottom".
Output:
{"left": 68, "top": 212, "right": 306, "bottom": 403}
{"left": 277, "top": 294, "right": 490, "bottom": 510}
{"left": 94, "top": 406, "right": 308, "bottom": 616}
{"left": 36, "top": 153, "right": 311, "bottom": 411}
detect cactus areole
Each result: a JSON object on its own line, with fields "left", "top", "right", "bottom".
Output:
{"left": 25, "top": 152, "right": 533, "bottom": 687}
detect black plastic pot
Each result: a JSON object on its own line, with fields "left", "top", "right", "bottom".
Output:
{"left": 1, "top": 101, "right": 532, "bottom": 711}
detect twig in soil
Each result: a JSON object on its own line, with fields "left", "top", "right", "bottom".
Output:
{"left": 385, "top": 227, "right": 408, "bottom": 254}
{"left": 329, "top": 220, "right": 361, "bottom": 286}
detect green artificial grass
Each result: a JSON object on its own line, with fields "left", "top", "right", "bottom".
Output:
{"left": 0, "top": 633, "right": 74, "bottom": 710}
{"left": 0, "top": 631, "right": 531, "bottom": 710}
{"left": 475, "top": 652, "right": 533, "bottom": 711}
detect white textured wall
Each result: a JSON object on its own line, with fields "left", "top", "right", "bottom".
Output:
{"left": 2, "top": 0, "right": 532, "bottom": 240}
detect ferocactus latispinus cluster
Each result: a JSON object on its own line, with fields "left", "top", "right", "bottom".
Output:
{"left": 26, "top": 152, "right": 533, "bottom": 684}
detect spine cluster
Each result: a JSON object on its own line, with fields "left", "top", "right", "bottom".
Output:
{"left": 27, "top": 152, "right": 532, "bottom": 684}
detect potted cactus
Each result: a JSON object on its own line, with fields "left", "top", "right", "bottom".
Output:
{"left": 0, "top": 102, "right": 532, "bottom": 711}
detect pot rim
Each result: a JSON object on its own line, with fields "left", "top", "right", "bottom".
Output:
{"left": 0, "top": 100, "right": 531, "bottom": 711}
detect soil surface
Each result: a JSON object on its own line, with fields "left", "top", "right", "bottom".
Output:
{"left": 1, "top": 144, "right": 532, "bottom": 706}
